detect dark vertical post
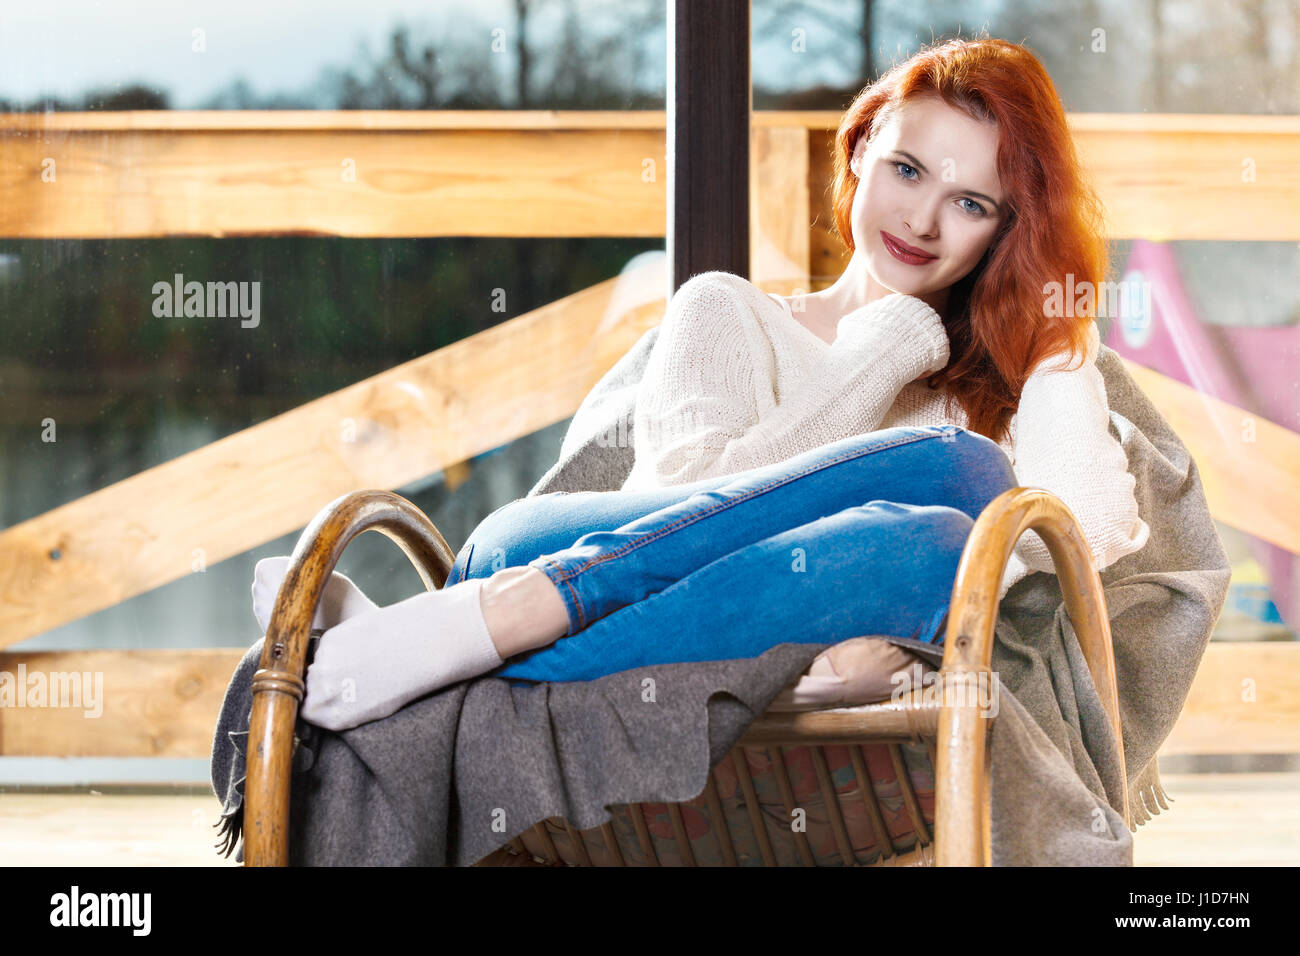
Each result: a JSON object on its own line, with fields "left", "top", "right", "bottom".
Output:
{"left": 667, "top": 0, "right": 752, "bottom": 297}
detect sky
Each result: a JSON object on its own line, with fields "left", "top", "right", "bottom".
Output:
{"left": 0, "top": 0, "right": 528, "bottom": 106}
{"left": 0, "top": 0, "right": 1002, "bottom": 107}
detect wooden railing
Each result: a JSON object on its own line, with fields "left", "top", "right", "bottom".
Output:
{"left": 1, "top": 641, "right": 1294, "bottom": 758}
{"left": 0, "top": 110, "right": 1297, "bottom": 761}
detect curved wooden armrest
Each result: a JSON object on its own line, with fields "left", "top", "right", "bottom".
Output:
{"left": 244, "top": 489, "right": 455, "bottom": 867}
{"left": 935, "top": 485, "right": 1129, "bottom": 865}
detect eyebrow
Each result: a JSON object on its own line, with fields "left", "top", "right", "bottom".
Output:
{"left": 890, "top": 150, "right": 1003, "bottom": 213}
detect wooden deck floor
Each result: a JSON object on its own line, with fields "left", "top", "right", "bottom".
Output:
{"left": 1, "top": 772, "right": 1296, "bottom": 866}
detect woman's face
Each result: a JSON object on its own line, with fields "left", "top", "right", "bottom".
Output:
{"left": 850, "top": 94, "right": 1005, "bottom": 301}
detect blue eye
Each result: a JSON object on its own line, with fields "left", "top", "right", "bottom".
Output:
{"left": 892, "top": 161, "right": 987, "bottom": 217}
{"left": 893, "top": 161, "right": 918, "bottom": 181}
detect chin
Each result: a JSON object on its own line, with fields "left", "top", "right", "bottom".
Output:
{"left": 871, "top": 268, "right": 921, "bottom": 297}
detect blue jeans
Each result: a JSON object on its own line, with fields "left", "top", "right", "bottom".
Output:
{"left": 446, "top": 425, "right": 1017, "bottom": 683}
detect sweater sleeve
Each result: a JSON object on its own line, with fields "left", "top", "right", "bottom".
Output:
{"left": 999, "top": 323, "right": 1150, "bottom": 598}
{"left": 630, "top": 274, "right": 950, "bottom": 486}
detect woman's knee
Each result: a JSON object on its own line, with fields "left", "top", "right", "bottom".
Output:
{"left": 452, "top": 498, "right": 538, "bottom": 581}
{"left": 942, "top": 427, "right": 1017, "bottom": 489}
{"left": 915, "top": 503, "right": 977, "bottom": 552}
{"left": 837, "top": 425, "right": 1014, "bottom": 506}
{"left": 852, "top": 500, "right": 975, "bottom": 565}
{"left": 867, "top": 498, "right": 972, "bottom": 528}
{"left": 904, "top": 427, "right": 1016, "bottom": 520}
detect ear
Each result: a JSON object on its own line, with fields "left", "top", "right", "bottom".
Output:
{"left": 849, "top": 138, "right": 867, "bottom": 177}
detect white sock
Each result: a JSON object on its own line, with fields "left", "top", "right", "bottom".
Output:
{"left": 251, "top": 555, "right": 379, "bottom": 634}
{"left": 298, "top": 577, "right": 504, "bottom": 731}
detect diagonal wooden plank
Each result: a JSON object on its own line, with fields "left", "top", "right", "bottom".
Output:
{"left": 3, "top": 322, "right": 1293, "bottom": 648}
{"left": 1120, "top": 356, "right": 1300, "bottom": 557}
{"left": 0, "top": 263, "right": 666, "bottom": 648}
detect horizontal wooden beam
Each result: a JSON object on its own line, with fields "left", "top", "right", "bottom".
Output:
{"left": 0, "top": 263, "right": 666, "bottom": 648}
{"left": 1069, "top": 116, "right": 1300, "bottom": 242}
{"left": 0, "top": 649, "right": 244, "bottom": 758}
{"left": 1, "top": 642, "right": 1291, "bottom": 758}
{"left": 1161, "top": 642, "right": 1300, "bottom": 755}
{"left": 1, "top": 111, "right": 1296, "bottom": 239}
{"left": 0, "top": 124, "right": 665, "bottom": 239}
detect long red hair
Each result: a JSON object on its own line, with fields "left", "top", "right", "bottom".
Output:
{"left": 830, "top": 34, "right": 1109, "bottom": 445}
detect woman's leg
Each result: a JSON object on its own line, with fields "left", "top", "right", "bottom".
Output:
{"left": 453, "top": 425, "right": 1015, "bottom": 645}
{"left": 297, "top": 425, "right": 1012, "bottom": 727}
{"left": 494, "top": 499, "right": 976, "bottom": 683}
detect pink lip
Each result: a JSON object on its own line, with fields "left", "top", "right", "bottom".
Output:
{"left": 881, "top": 231, "right": 937, "bottom": 264}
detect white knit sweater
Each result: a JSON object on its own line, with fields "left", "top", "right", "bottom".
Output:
{"left": 621, "top": 270, "right": 1151, "bottom": 600}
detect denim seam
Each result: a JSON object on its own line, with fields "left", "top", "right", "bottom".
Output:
{"left": 547, "top": 428, "right": 955, "bottom": 627}
{"left": 451, "top": 543, "right": 474, "bottom": 586}
{"left": 537, "top": 555, "right": 589, "bottom": 632}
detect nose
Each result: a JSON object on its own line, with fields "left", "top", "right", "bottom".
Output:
{"left": 904, "top": 201, "right": 940, "bottom": 241}
{"left": 904, "top": 218, "right": 938, "bottom": 241}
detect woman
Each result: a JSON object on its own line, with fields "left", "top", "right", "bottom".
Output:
{"left": 255, "top": 35, "right": 1150, "bottom": 732}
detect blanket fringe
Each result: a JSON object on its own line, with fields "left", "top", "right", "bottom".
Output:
{"left": 212, "top": 725, "right": 307, "bottom": 862}
{"left": 214, "top": 804, "right": 244, "bottom": 859}
{"left": 1127, "top": 758, "right": 1173, "bottom": 831}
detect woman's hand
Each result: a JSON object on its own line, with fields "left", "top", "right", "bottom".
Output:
{"left": 852, "top": 292, "right": 950, "bottom": 374}
{"left": 251, "top": 555, "right": 379, "bottom": 635}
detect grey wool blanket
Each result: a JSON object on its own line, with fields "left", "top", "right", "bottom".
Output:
{"left": 211, "top": 324, "right": 1230, "bottom": 866}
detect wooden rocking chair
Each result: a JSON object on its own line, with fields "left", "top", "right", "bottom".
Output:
{"left": 243, "top": 484, "right": 1128, "bottom": 867}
